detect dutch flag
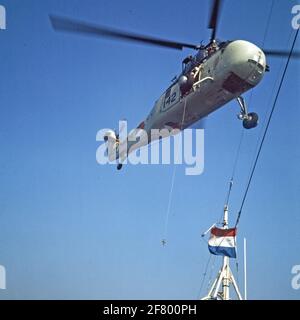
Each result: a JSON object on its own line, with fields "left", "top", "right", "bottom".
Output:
{"left": 208, "top": 227, "right": 237, "bottom": 258}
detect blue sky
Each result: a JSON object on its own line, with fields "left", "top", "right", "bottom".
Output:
{"left": 0, "top": 0, "right": 299, "bottom": 299}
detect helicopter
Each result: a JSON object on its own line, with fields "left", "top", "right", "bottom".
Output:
{"left": 50, "top": 0, "right": 300, "bottom": 170}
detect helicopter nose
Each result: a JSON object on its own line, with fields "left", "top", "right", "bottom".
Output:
{"left": 225, "top": 40, "right": 266, "bottom": 87}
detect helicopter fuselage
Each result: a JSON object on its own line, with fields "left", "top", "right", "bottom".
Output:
{"left": 109, "top": 40, "right": 266, "bottom": 162}
{"left": 145, "top": 40, "right": 266, "bottom": 134}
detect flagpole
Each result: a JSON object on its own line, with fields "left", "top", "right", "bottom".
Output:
{"left": 222, "top": 205, "right": 229, "bottom": 300}
{"left": 201, "top": 204, "right": 243, "bottom": 300}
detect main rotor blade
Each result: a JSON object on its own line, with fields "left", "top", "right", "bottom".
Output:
{"left": 49, "top": 15, "right": 198, "bottom": 50}
{"left": 208, "top": 0, "right": 222, "bottom": 41}
{"left": 264, "top": 49, "right": 300, "bottom": 58}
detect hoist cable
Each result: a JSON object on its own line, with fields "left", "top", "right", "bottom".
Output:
{"left": 162, "top": 98, "right": 188, "bottom": 243}
{"left": 163, "top": 165, "right": 176, "bottom": 241}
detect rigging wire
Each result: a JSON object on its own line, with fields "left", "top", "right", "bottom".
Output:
{"left": 248, "top": 27, "right": 295, "bottom": 181}
{"left": 261, "top": 0, "right": 275, "bottom": 46}
{"left": 206, "top": 255, "right": 217, "bottom": 291}
{"left": 225, "top": 130, "right": 244, "bottom": 204}
{"left": 197, "top": 253, "right": 212, "bottom": 298}
{"left": 235, "top": 28, "right": 299, "bottom": 227}
{"left": 216, "top": 128, "right": 244, "bottom": 225}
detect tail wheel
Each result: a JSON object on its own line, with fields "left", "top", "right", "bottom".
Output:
{"left": 243, "top": 112, "right": 259, "bottom": 129}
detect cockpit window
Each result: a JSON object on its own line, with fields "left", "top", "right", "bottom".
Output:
{"left": 248, "top": 59, "right": 264, "bottom": 72}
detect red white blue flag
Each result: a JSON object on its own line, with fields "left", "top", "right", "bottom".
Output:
{"left": 208, "top": 227, "right": 237, "bottom": 258}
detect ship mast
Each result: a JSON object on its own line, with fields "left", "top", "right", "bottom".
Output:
{"left": 201, "top": 205, "right": 243, "bottom": 300}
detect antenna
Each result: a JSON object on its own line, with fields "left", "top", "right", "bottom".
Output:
{"left": 201, "top": 205, "right": 243, "bottom": 300}
{"left": 244, "top": 237, "right": 247, "bottom": 300}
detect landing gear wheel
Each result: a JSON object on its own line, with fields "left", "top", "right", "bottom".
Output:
{"left": 243, "top": 112, "right": 259, "bottom": 129}
{"left": 117, "top": 163, "right": 123, "bottom": 170}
